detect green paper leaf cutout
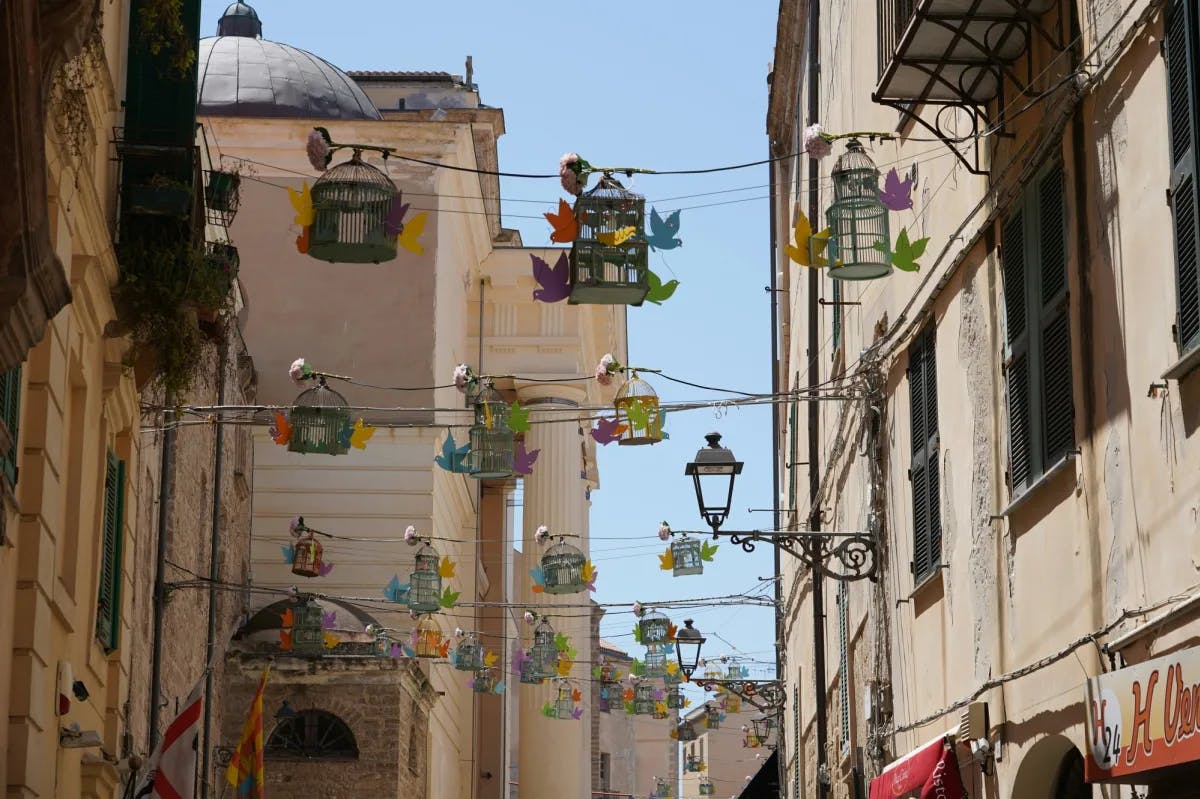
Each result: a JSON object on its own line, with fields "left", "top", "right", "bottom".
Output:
{"left": 632, "top": 623, "right": 643, "bottom": 644}
{"left": 700, "top": 541, "right": 719, "bottom": 561}
{"left": 888, "top": 227, "right": 930, "bottom": 272}
{"left": 592, "top": 665, "right": 602, "bottom": 679}
{"left": 553, "top": 632, "right": 571, "bottom": 652}
{"left": 625, "top": 400, "right": 649, "bottom": 432}
{"left": 508, "top": 401, "right": 531, "bottom": 433}
{"left": 624, "top": 700, "right": 635, "bottom": 714}
{"left": 542, "top": 702, "right": 556, "bottom": 718}
{"left": 438, "top": 587, "right": 460, "bottom": 609}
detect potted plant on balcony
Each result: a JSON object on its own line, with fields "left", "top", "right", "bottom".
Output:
{"left": 127, "top": 172, "right": 194, "bottom": 217}
{"left": 204, "top": 168, "right": 242, "bottom": 224}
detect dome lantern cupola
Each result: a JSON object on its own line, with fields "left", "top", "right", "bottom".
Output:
{"left": 216, "top": 2, "right": 262, "bottom": 38}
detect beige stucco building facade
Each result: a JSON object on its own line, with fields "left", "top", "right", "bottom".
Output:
{"left": 769, "top": 1, "right": 1200, "bottom": 798}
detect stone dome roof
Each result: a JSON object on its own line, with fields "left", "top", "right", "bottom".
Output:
{"left": 197, "top": 2, "right": 381, "bottom": 120}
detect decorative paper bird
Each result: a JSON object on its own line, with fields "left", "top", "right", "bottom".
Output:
{"left": 653, "top": 688, "right": 665, "bottom": 702}
{"left": 632, "top": 624, "right": 643, "bottom": 645}
{"left": 625, "top": 700, "right": 636, "bottom": 715}
{"left": 437, "top": 586, "right": 460, "bottom": 609}
{"left": 556, "top": 656, "right": 574, "bottom": 677}
{"left": 512, "top": 647, "right": 530, "bottom": 677}
{"left": 386, "top": 195, "right": 410, "bottom": 237}
{"left": 279, "top": 630, "right": 293, "bottom": 650}
{"left": 531, "top": 252, "right": 571, "bottom": 303}
{"left": 544, "top": 198, "right": 578, "bottom": 243}
{"left": 438, "top": 556, "right": 456, "bottom": 579}
{"left": 507, "top": 401, "right": 530, "bottom": 433}
{"left": 646, "top": 207, "right": 682, "bottom": 251}
{"left": 349, "top": 418, "right": 376, "bottom": 449}
{"left": 877, "top": 167, "right": 914, "bottom": 211}
{"left": 590, "top": 417, "right": 627, "bottom": 446}
{"left": 483, "top": 650, "right": 499, "bottom": 668}
{"left": 786, "top": 211, "right": 832, "bottom": 267}
{"left": 295, "top": 226, "right": 310, "bottom": 255}
{"left": 654, "top": 701, "right": 667, "bottom": 716}
{"left": 398, "top": 211, "right": 428, "bottom": 255}
{"left": 280, "top": 608, "right": 295, "bottom": 628}
{"left": 384, "top": 575, "right": 411, "bottom": 604}
{"left": 269, "top": 411, "right": 293, "bottom": 446}
{"left": 323, "top": 631, "right": 340, "bottom": 649}
{"left": 321, "top": 610, "right": 337, "bottom": 629}
{"left": 530, "top": 566, "right": 546, "bottom": 594}
{"left": 572, "top": 688, "right": 582, "bottom": 703}
{"left": 281, "top": 544, "right": 295, "bottom": 564}
{"left": 390, "top": 642, "right": 409, "bottom": 659}
{"left": 596, "top": 226, "right": 636, "bottom": 247}
{"left": 623, "top": 687, "right": 635, "bottom": 702}
{"left": 665, "top": 661, "right": 680, "bottom": 678}
{"left": 553, "top": 632, "right": 572, "bottom": 653}
{"left": 700, "top": 541, "right": 719, "bottom": 561}
{"left": 645, "top": 269, "right": 680, "bottom": 305}
{"left": 513, "top": 441, "right": 540, "bottom": 476}
{"left": 571, "top": 707, "right": 584, "bottom": 720}
{"left": 874, "top": 226, "right": 930, "bottom": 272}
{"left": 317, "top": 561, "right": 334, "bottom": 577}
{"left": 287, "top": 182, "right": 314, "bottom": 227}
{"left": 624, "top": 400, "right": 650, "bottom": 432}
{"left": 434, "top": 431, "right": 471, "bottom": 472}
{"left": 580, "top": 560, "right": 597, "bottom": 592}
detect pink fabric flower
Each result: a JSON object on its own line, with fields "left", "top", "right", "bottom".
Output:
{"left": 594, "top": 353, "right": 620, "bottom": 386}
{"left": 535, "top": 525, "right": 550, "bottom": 544}
{"left": 523, "top": 611, "right": 536, "bottom": 625}
{"left": 404, "top": 525, "right": 418, "bottom": 544}
{"left": 306, "top": 129, "right": 332, "bottom": 171}
{"left": 632, "top": 601, "right": 643, "bottom": 617}
{"left": 289, "top": 517, "right": 303, "bottom": 537}
{"left": 453, "top": 363, "right": 473, "bottom": 393}
{"left": 289, "top": 357, "right": 310, "bottom": 383}
{"left": 803, "top": 124, "right": 833, "bottom": 160}
{"left": 658, "top": 522, "right": 671, "bottom": 542}
{"left": 559, "top": 152, "right": 586, "bottom": 196}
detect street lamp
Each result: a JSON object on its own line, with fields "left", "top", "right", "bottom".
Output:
{"left": 674, "top": 619, "right": 706, "bottom": 678}
{"left": 685, "top": 432, "right": 743, "bottom": 533}
{"left": 751, "top": 715, "right": 777, "bottom": 747}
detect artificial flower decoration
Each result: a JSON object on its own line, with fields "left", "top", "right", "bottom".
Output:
{"left": 514, "top": 441, "right": 540, "bottom": 476}
{"left": 632, "top": 601, "right": 644, "bottom": 617}
{"left": 645, "top": 270, "right": 680, "bottom": 305}
{"left": 873, "top": 227, "right": 930, "bottom": 272}
{"left": 559, "top": 152, "right": 592, "bottom": 196}
{"left": 658, "top": 522, "right": 672, "bottom": 542}
{"left": 306, "top": 127, "right": 333, "bottom": 171}
{"left": 434, "top": 431, "right": 471, "bottom": 472}
{"left": 404, "top": 525, "right": 418, "bottom": 544}
{"left": 590, "top": 417, "right": 628, "bottom": 445}
{"left": 877, "top": 167, "right": 915, "bottom": 211}
{"left": 289, "top": 357, "right": 313, "bottom": 383}
{"left": 531, "top": 252, "right": 570, "bottom": 303}
{"left": 646, "top": 207, "right": 682, "bottom": 251}
{"left": 523, "top": 611, "right": 536, "bottom": 625}
{"left": 594, "top": 353, "right": 622, "bottom": 386}
{"left": 289, "top": 517, "right": 304, "bottom": 536}
{"left": 545, "top": 198, "right": 578, "bottom": 243}
{"left": 535, "top": 525, "right": 551, "bottom": 545}
{"left": 786, "top": 210, "right": 832, "bottom": 268}
{"left": 803, "top": 123, "right": 834, "bottom": 159}
{"left": 453, "top": 363, "right": 476, "bottom": 393}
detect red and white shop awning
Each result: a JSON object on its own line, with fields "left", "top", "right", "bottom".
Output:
{"left": 869, "top": 735, "right": 965, "bottom": 799}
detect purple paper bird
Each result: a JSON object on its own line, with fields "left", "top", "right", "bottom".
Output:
{"left": 513, "top": 441, "right": 541, "bottom": 476}
{"left": 653, "top": 688, "right": 665, "bottom": 702}
{"left": 877, "top": 167, "right": 914, "bottom": 211}
{"left": 385, "top": 194, "right": 410, "bottom": 237}
{"left": 571, "top": 707, "right": 583, "bottom": 720}
{"left": 389, "top": 643, "right": 405, "bottom": 659}
{"left": 318, "top": 561, "right": 334, "bottom": 577}
{"left": 531, "top": 253, "right": 570, "bottom": 303}
{"left": 512, "top": 646, "right": 531, "bottom": 677}
{"left": 590, "top": 417, "right": 624, "bottom": 446}
{"left": 321, "top": 610, "right": 337, "bottom": 629}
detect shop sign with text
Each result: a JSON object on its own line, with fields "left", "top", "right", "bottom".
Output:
{"left": 1085, "top": 646, "right": 1200, "bottom": 782}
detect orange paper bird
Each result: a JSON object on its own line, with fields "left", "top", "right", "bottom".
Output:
{"left": 287, "top": 182, "right": 314, "bottom": 227}
{"left": 438, "top": 640, "right": 451, "bottom": 658}
{"left": 785, "top": 210, "right": 831, "bottom": 267}
{"left": 280, "top": 608, "right": 295, "bottom": 628}
{"left": 279, "top": 630, "right": 293, "bottom": 650}
{"left": 597, "top": 226, "right": 636, "bottom": 247}
{"left": 624, "top": 688, "right": 634, "bottom": 701}
{"left": 439, "top": 556, "right": 456, "bottom": 579}
{"left": 484, "top": 650, "right": 499, "bottom": 668}
{"left": 658, "top": 548, "right": 674, "bottom": 571}
{"left": 296, "top": 226, "right": 311, "bottom": 254}
{"left": 532, "top": 583, "right": 544, "bottom": 594}
{"left": 349, "top": 418, "right": 376, "bottom": 449}
{"left": 545, "top": 199, "right": 578, "bottom": 243}
{"left": 271, "top": 411, "right": 293, "bottom": 446}
{"left": 398, "top": 211, "right": 428, "bottom": 255}
{"left": 572, "top": 688, "right": 582, "bottom": 702}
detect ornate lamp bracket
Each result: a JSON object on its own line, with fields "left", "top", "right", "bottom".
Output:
{"left": 712, "top": 529, "right": 879, "bottom": 582}
{"left": 693, "top": 679, "right": 786, "bottom": 713}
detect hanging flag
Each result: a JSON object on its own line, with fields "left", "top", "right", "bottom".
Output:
{"left": 226, "top": 666, "right": 269, "bottom": 798}
{"left": 134, "top": 678, "right": 205, "bottom": 799}
{"left": 920, "top": 743, "right": 966, "bottom": 799}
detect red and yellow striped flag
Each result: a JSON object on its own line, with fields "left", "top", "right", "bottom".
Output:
{"left": 226, "top": 666, "right": 269, "bottom": 798}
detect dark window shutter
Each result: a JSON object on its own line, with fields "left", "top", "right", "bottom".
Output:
{"left": 1166, "top": 0, "right": 1200, "bottom": 352}
{"left": 837, "top": 583, "right": 850, "bottom": 752}
{"left": 1003, "top": 204, "right": 1034, "bottom": 492}
{"left": 832, "top": 280, "right": 843, "bottom": 349}
{"left": 909, "top": 327, "right": 939, "bottom": 580}
{"left": 95, "top": 451, "right": 126, "bottom": 652}
{"left": 1037, "top": 165, "right": 1074, "bottom": 464}
{"left": 0, "top": 367, "right": 20, "bottom": 486}
{"left": 788, "top": 395, "right": 798, "bottom": 511}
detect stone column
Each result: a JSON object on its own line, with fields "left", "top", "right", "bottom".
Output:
{"left": 516, "top": 382, "right": 592, "bottom": 799}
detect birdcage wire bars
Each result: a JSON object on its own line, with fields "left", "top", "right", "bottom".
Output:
{"left": 288, "top": 377, "right": 351, "bottom": 456}
{"left": 638, "top": 609, "right": 671, "bottom": 646}
{"left": 309, "top": 152, "right": 399, "bottom": 264}
{"left": 291, "top": 534, "right": 324, "bottom": 578}
{"left": 568, "top": 174, "right": 650, "bottom": 305}
{"left": 613, "top": 372, "right": 663, "bottom": 445}
{"left": 408, "top": 543, "right": 442, "bottom": 614}
{"left": 826, "top": 139, "right": 892, "bottom": 281}
{"left": 671, "top": 535, "right": 703, "bottom": 576}
{"left": 468, "top": 380, "right": 514, "bottom": 479}
{"left": 454, "top": 632, "right": 483, "bottom": 671}
{"left": 541, "top": 538, "right": 587, "bottom": 594}
{"left": 530, "top": 619, "right": 558, "bottom": 679}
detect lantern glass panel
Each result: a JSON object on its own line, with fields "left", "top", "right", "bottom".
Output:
{"left": 288, "top": 380, "right": 351, "bottom": 455}
{"left": 639, "top": 610, "right": 671, "bottom": 645}
{"left": 541, "top": 540, "right": 587, "bottom": 594}
{"left": 671, "top": 537, "right": 703, "bottom": 576}
{"left": 309, "top": 155, "right": 399, "bottom": 264}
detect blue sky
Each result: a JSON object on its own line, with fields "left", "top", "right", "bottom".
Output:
{"left": 203, "top": 0, "right": 782, "bottom": 676}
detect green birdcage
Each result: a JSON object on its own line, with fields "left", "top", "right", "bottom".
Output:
{"left": 541, "top": 538, "right": 587, "bottom": 594}
{"left": 530, "top": 619, "right": 558, "bottom": 679}
{"left": 454, "top": 632, "right": 483, "bottom": 671}
{"left": 520, "top": 656, "right": 545, "bottom": 685}
{"left": 633, "top": 682, "right": 656, "bottom": 715}
{"left": 408, "top": 543, "right": 442, "bottom": 614}
{"left": 288, "top": 377, "right": 351, "bottom": 455}
{"left": 468, "top": 380, "right": 514, "bottom": 479}
{"left": 671, "top": 535, "right": 703, "bottom": 576}
{"left": 568, "top": 174, "right": 650, "bottom": 305}
{"left": 555, "top": 682, "right": 576, "bottom": 720}
{"left": 705, "top": 703, "right": 722, "bottom": 729}
{"left": 291, "top": 598, "right": 325, "bottom": 655}
{"left": 826, "top": 139, "right": 892, "bottom": 281}
{"left": 666, "top": 685, "right": 683, "bottom": 709}
{"left": 699, "top": 779, "right": 714, "bottom": 796}
{"left": 677, "top": 722, "right": 697, "bottom": 742}
{"left": 614, "top": 373, "right": 663, "bottom": 445}
{"left": 644, "top": 646, "right": 667, "bottom": 679}
{"left": 309, "top": 152, "right": 399, "bottom": 264}
{"left": 472, "top": 668, "right": 498, "bottom": 694}
{"left": 639, "top": 609, "right": 671, "bottom": 646}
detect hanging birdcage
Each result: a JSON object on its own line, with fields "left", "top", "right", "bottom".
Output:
{"left": 826, "top": 139, "right": 891, "bottom": 281}
{"left": 530, "top": 619, "right": 558, "bottom": 679}
{"left": 699, "top": 780, "right": 714, "bottom": 796}
{"left": 555, "top": 682, "right": 575, "bottom": 720}
{"left": 413, "top": 615, "right": 443, "bottom": 658}
{"left": 288, "top": 377, "right": 352, "bottom": 455}
{"left": 541, "top": 538, "right": 587, "bottom": 594}
{"left": 291, "top": 533, "right": 324, "bottom": 578}
{"left": 454, "top": 632, "right": 483, "bottom": 671}
{"left": 705, "top": 703, "right": 722, "bottom": 729}
{"left": 722, "top": 692, "right": 743, "bottom": 715}
{"left": 291, "top": 598, "right": 325, "bottom": 655}
{"left": 633, "top": 682, "right": 655, "bottom": 715}
{"left": 652, "top": 777, "right": 672, "bottom": 799}
{"left": 671, "top": 536, "right": 703, "bottom": 576}
{"left": 568, "top": 174, "right": 650, "bottom": 305}
{"left": 644, "top": 646, "right": 667, "bottom": 679}
{"left": 309, "top": 152, "right": 399, "bottom": 264}
{"left": 684, "top": 754, "right": 704, "bottom": 773}
{"left": 666, "top": 686, "right": 683, "bottom": 710}
{"left": 677, "top": 722, "right": 697, "bottom": 742}
{"left": 408, "top": 543, "right": 442, "bottom": 614}
{"left": 599, "top": 680, "right": 621, "bottom": 713}
{"left": 614, "top": 373, "right": 663, "bottom": 445}
{"left": 520, "top": 656, "right": 545, "bottom": 685}
{"left": 468, "top": 380, "right": 514, "bottom": 479}
{"left": 472, "top": 668, "right": 498, "bottom": 694}
{"left": 638, "top": 609, "right": 671, "bottom": 646}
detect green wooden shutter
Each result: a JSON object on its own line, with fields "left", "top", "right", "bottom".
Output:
{"left": 1037, "top": 165, "right": 1074, "bottom": 465}
{"left": 1002, "top": 205, "right": 1034, "bottom": 492}
{"left": 837, "top": 582, "right": 850, "bottom": 754}
{"left": 909, "top": 327, "right": 940, "bottom": 580}
{"left": 832, "top": 280, "right": 843, "bottom": 350}
{"left": 788, "top": 389, "right": 798, "bottom": 512}
{"left": 95, "top": 451, "right": 126, "bottom": 652}
{"left": 1166, "top": 0, "right": 1200, "bottom": 352}
{"left": 0, "top": 367, "right": 20, "bottom": 486}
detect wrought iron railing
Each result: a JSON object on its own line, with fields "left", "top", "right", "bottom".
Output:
{"left": 877, "top": 0, "right": 917, "bottom": 81}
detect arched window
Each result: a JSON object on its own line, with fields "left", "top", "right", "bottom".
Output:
{"left": 265, "top": 709, "right": 358, "bottom": 760}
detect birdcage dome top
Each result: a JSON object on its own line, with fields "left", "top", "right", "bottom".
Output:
{"left": 615, "top": 374, "right": 657, "bottom": 402}
{"left": 414, "top": 542, "right": 440, "bottom": 563}
{"left": 585, "top": 174, "right": 643, "bottom": 201}
{"left": 545, "top": 538, "right": 585, "bottom": 560}
{"left": 470, "top": 380, "right": 505, "bottom": 406}
{"left": 315, "top": 154, "right": 395, "bottom": 190}
{"left": 415, "top": 615, "right": 441, "bottom": 635}
{"left": 832, "top": 139, "right": 879, "bottom": 175}
{"left": 293, "top": 379, "right": 348, "bottom": 408}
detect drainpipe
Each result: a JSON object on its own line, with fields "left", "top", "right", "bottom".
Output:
{"left": 200, "top": 336, "right": 229, "bottom": 799}
{"left": 148, "top": 395, "right": 175, "bottom": 748}
{"left": 768, "top": 131, "right": 786, "bottom": 794}
{"left": 805, "top": 1, "right": 829, "bottom": 797}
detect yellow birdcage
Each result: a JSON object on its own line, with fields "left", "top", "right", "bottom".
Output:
{"left": 413, "top": 615, "right": 443, "bottom": 658}
{"left": 613, "top": 372, "right": 662, "bottom": 445}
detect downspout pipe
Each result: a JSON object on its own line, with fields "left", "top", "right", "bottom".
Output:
{"left": 148, "top": 396, "right": 174, "bottom": 748}
{"left": 768, "top": 130, "right": 786, "bottom": 794}
{"left": 200, "top": 337, "right": 229, "bottom": 799}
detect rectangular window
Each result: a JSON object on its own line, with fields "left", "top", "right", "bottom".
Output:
{"left": 1002, "top": 161, "right": 1073, "bottom": 496}
{"left": 1166, "top": 0, "right": 1200, "bottom": 354}
{"left": 837, "top": 582, "right": 850, "bottom": 755}
{"left": 94, "top": 450, "right": 126, "bottom": 651}
{"left": 599, "top": 752, "right": 610, "bottom": 791}
{"left": 908, "top": 326, "right": 940, "bottom": 580}
{"left": 0, "top": 367, "right": 20, "bottom": 486}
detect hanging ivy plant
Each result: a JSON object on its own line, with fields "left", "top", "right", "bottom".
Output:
{"left": 136, "top": 0, "right": 196, "bottom": 77}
